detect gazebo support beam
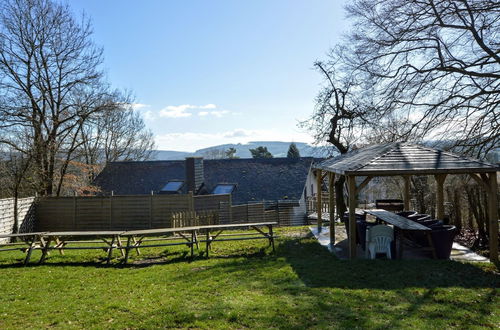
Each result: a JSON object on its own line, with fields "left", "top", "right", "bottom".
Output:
{"left": 487, "top": 172, "right": 498, "bottom": 262}
{"left": 328, "top": 172, "right": 336, "bottom": 245}
{"left": 316, "top": 169, "right": 322, "bottom": 232}
{"left": 347, "top": 175, "right": 357, "bottom": 258}
{"left": 403, "top": 176, "right": 411, "bottom": 211}
{"left": 469, "top": 173, "right": 489, "bottom": 191}
{"left": 355, "top": 176, "right": 373, "bottom": 195}
{"left": 435, "top": 174, "right": 447, "bottom": 220}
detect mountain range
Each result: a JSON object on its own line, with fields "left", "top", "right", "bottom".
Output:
{"left": 151, "top": 141, "right": 331, "bottom": 160}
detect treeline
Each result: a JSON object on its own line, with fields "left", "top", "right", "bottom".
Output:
{"left": 0, "top": 0, "right": 154, "bottom": 198}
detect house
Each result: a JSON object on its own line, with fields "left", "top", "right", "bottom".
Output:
{"left": 93, "top": 157, "right": 321, "bottom": 206}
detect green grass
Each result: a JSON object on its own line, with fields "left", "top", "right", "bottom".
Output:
{"left": 0, "top": 226, "right": 498, "bottom": 329}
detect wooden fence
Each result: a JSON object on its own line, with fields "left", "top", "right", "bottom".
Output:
{"left": 0, "top": 197, "right": 36, "bottom": 243}
{"left": 35, "top": 193, "right": 305, "bottom": 231}
{"left": 35, "top": 194, "right": 231, "bottom": 231}
{"left": 172, "top": 210, "right": 219, "bottom": 227}
{"left": 306, "top": 193, "right": 330, "bottom": 215}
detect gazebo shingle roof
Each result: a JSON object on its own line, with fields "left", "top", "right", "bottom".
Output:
{"left": 314, "top": 142, "right": 498, "bottom": 176}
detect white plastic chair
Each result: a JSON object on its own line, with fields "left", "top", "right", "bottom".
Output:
{"left": 365, "top": 225, "right": 394, "bottom": 259}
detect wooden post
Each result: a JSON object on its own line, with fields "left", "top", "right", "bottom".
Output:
{"left": 347, "top": 175, "right": 357, "bottom": 259}
{"left": 434, "top": 174, "right": 447, "bottom": 220}
{"left": 403, "top": 176, "right": 411, "bottom": 211}
{"left": 487, "top": 172, "right": 498, "bottom": 262}
{"left": 328, "top": 172, "right": 335, "bottom": 245}
{"left": 73, "top": 191, "right": 77, "bottom": 230}
{"left": 316, "top": 169, "right": 323, "bottom": 232}
{"left": 109, "top": 191, "right": 114, "bottom": 230}
{"left": 149, "top": 191, "right": 153, "bottom": 229}
{"left": 188, "top": 191, "right": 195, "bottom": 212}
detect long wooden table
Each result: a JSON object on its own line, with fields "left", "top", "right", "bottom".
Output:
{"left": 364, "top": 209, "right": 436, "bottom": 259}
{"left": 39, "top": 231, "right": 125, "bottom": 264}
{"left": 0, "top": 222, "right": 278, "bottom": 265}
{"left": 0, "top": 232, "right": 46, "bottom": 265}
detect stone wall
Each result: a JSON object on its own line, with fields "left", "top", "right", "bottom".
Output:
{"left": 0, "top": 197, "right": 36, "bottom": 243}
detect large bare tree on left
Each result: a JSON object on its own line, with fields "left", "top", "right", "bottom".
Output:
{"left": 0, "top": 0, "right": 152, "bottom": 196}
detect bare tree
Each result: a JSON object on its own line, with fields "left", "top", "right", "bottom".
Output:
{"left": 0, "top": 0, "right": 154, "bottom": 196}
{"left": 300, "top": 60, "right": 380, "bottom": 217}
{"left": 76, "top": 94, "right": 155, "bottom": 183}
{"left": 343, "top": 0, "right": 499, "bottom": 158}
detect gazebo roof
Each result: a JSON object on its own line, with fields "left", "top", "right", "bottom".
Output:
{"left": 314, "top": 142, "right": 499, "bottom": 176}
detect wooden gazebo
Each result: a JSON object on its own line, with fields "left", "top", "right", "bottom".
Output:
{"left": 313, "top": 143, "right": 499, "bottom": 262}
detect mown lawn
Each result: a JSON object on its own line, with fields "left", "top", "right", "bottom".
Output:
{"left": 0, "top": 227, "right": 498, "bottom": 329}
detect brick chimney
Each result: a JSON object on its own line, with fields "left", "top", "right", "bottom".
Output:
{"left": 185, "top": 157, "right": 204, "bottom": 193}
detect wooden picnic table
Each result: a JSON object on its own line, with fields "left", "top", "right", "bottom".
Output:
{"left": 364, "top": 209, "right": 436, "bottom": 259}
{"left": 39, "top": 231, "right": 126, "bottom": 264}
{"left": 198, "top": 222, "right": 277, "bottom": 258}
{"left": 120, "top": 222, "right": 278, "bottom": 263}
{"left": 120, "top": 227, "right": 199, "bottom": 263}
{"left": 0, "top": 232, "right": 46, "bottom": 265}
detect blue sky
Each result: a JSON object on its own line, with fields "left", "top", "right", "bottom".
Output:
{"left": 71, "top": 0, "right": 348, "bottom": 151}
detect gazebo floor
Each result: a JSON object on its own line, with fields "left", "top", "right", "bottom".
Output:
{"left": 309, "top": 226, "right": 488, "bottom": 262}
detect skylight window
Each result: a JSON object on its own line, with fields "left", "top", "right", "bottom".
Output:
{"left": 212, "top": 184, "right": 235, "bottom": 195}
{"left": 161, "top": 181, "right": 184, "bottom": 192}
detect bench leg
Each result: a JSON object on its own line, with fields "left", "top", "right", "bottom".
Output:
{"left": 38, "top": 236, "right": 52, "bottom": 264}
{"left": 124, "top": 236, "right": 132, "bottom": 264}
{"left": 132, "top": 236, "right": 141, "bottom": 255}
{"left": 55, "top": 237, "right": 65, "bottom": 255}
{"left": 269, "top": 225, "right": 275, "bottom": 253}
{"left": 106, "top": 236, "right": 116, "bottom": 265}
{"left": 194, "top": 231, "right": 199, "bottom": 250}
{"left": 117, "top": 236, "right": 125, "bottom": 257}
{"left": 24, "top": 236, "right": 39, "bottom": 265}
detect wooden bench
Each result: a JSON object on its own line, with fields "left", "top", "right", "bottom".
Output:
{"left": 364, "top": 209, "right": 436, "bottom": 259}
{"left": 39, "top": 231, "right": 126, "bottom": 264}
{"left": 0, "top": 232, "right": 46, "bottom": 265}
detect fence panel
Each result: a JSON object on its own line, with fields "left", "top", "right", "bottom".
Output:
{"left": 35, "top": 194, "right": 306, "bottom": 231}
{"left": 0, "top": 197, "right": 36, "bottom": 242}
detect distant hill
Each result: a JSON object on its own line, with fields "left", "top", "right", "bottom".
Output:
{"left": 151, "top": 141, "right": 331, "bottom": 160}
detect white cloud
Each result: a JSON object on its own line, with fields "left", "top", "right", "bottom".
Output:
{"left": 211, "top": 110, "right": 230, "bottom": 118}
{"left": 159, "top": 104, "right": 218, "bottom": 118}
{"left": 198, "top": 111, "right": 209, "bottom": 116}
{"left": 142, "top": 110, "right": 155, "bottom": 120}
{"left": 130, "top": 103, "right": 150, "bottom": 110}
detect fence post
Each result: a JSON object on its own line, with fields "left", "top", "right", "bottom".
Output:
{"left": 109, "top": 191, "right": 114, "bottom": 230}
{"left": 73, "top": 191, "right": 77, "bottom": 230}
{"left": 276, "top": 200, "right": 280, "bottom": 225}
{"left": 228, "top": 194, "right": 233, "bottom": 223}
{"left": 149, "top": 191, "right": 153, "bottom": 229}
{"left": 188, "top": 191, "right": 195, "bottom": 212}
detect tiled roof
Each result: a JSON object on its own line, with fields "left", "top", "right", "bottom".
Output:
{"left": 94, "top": 158, "right": 316, "bottom": 204}
{"left": 314, "top": 142, "right": 498, "bottom": 175}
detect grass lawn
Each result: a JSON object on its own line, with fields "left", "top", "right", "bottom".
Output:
{"left": 0, "top": 226, "right": 498, "bottom": 329}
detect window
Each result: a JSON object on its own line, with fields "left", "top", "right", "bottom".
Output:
{"left": 212, "top": 184, "right": 236, "bottom": 195}
{"left": 161, "top": 181, "right": 184, "bottom": 192}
